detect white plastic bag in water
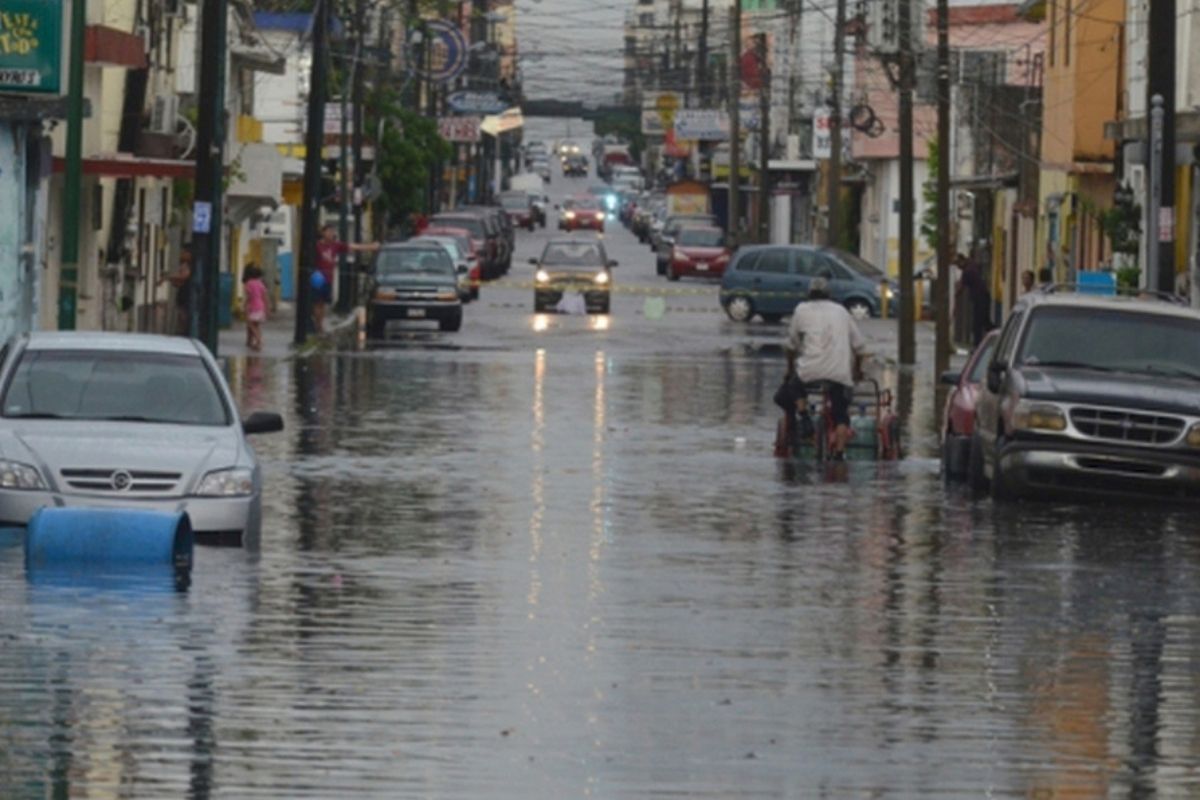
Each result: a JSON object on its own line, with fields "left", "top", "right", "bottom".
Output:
{"left": 556, "top": 293, "right": 588, "bottom": 315}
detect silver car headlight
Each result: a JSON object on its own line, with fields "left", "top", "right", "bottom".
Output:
{"left": 194, "top": 467, "right": 254, "bottom": 497}
{"left": 0, "top": 460, "right": 46, "bottom": 490}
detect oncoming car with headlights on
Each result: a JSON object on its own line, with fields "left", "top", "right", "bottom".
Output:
{"left": 531, "top": 238, "right": 617, "bottom": 314}
{"left": 0, "top": 332, "right": 283, "bottom": 546}
{"left": 558, "top": 197, "right": 606, "bottom": 233}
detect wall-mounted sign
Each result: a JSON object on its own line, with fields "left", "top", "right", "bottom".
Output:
{"left": 413, "top": 19, "right": 468, "bottom": 85}
{"left": 0, "top": 0, "right": 66, "bottom": 95}
{"left": 438, "top": 115, "right": 482, "bottom": 143}
{"left": 447, "top": 90, "right": 507, "bottom": 116}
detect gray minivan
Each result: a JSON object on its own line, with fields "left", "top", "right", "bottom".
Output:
{"left": 718, "top": 244, "right": 898, "bottom": 322}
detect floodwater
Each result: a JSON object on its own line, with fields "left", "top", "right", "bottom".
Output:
{"left": 3, "top": 340, "right": 1200, "bottom": 798}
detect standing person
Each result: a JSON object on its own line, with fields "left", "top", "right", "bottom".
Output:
{"left": 242, "top": 264, "right": 269, "bottom": 351}
{"left": 784, "top": 277, "right": 868, "bottom": 461}
{"left": 956, "top": 253, "right": 991, "bottom": 346}
{"left": 314, "top": 224, "right": 379, "bottom": 334}
{"left": 161, "top": 247, "right": 193, "bottom": 336}
{"left": 1019, "top": 269, "right": 1036, "bottom": 296}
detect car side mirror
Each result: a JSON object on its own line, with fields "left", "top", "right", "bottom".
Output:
{"left": 986, "top": 362, "right": 1005, "bottom": 394}
{"left": 528, "top": 257, "right": 538, "bottom": 265}
{"left": 939, "top": 369, "right": 961, "bottom": 386}
{"left": 608, "top": 260, "right": 619, "bottom": 268}
{"left": 243, "top": 411, "right": 284, "bottom": 435}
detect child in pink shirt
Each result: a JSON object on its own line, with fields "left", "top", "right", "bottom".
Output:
{"left": 243, "top": 265, "right": 269, "bottom": 351}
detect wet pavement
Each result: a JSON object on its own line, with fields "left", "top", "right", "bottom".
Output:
{"left": 5, "top": 131, "right": 1200, "bottom": 797}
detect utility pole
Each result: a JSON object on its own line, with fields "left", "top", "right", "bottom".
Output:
{"left": 295, "top": 0, "right": 328, "bottom": 345}
{"left": 698, "top": 0, "right": 710, "bottom": 106}
{"left": 756, "top": 32, "right": 771, "bottom": 243}
{"left": 352, "top": 0, "right": 366, "bottom": 263}
{"left": 1146, "top": 0, "right": 1175, "bottom": 293}
{"left": 336, "top": 47, "right": 354, "bottom": 313}
{"left": 58, "top": 0, "right": 87, "bottom": 329}
{"left": 826, "top": 0, "right": 846, "bottom": 248}
{"left": 192, "top": 0, "right": 228, "bottom": 353}
{"left": 897, "top": 0, "right": 916, "bottom": 365}
{"left": 727, "top": 2, "right": 741, "bottom": 244}
{"left": 934, "top": 0, "right": 951, "bottom": 379}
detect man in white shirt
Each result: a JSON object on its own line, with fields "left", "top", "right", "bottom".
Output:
{"left": 784, "top": 277, "right": 867, "bottom": 459}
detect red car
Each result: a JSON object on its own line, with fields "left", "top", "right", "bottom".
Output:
{"left": 940, "top": 330, "right": 999, "bottom": 479}
{"left": 558, "top": 198, "right": 606, "bottom": 233}
{"left": 667, "top": 226, "right": 731, "bottom": 281}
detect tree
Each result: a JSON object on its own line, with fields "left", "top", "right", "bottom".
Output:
{"left": 920, "top": 137, "right": 939, "bottom": 252}
{"left": 371, "top": 90, "right": 452, "bottom": 232}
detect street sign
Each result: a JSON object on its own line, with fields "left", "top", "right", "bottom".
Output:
{"left": 192, "top": 201, "right": 212, "bottom": 234}
{"left": 0, "top": 0, "right": 66, "bottom": 95}
{"left": 674, "top": 110, "right": 729, "bottom": 141}
{"left": 447, "top": 90, "right": 507, "bottom": 116}
{"left": 323, "top": 103, "right": 355, "bottom": 136}
{"left": 438, "top": 115, "right": 482, "bottom": 143}
{"left": 414, "top": 20, "right": 468, "bottom": 85}
{"left": 641, "top": 109, "right": 665, "bottom": 136}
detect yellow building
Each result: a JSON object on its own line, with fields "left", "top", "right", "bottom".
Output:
{"left": 1022, "top": 0, "right": 1125, "bottom": 281}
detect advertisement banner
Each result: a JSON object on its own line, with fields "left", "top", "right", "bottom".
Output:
{"left": 438, "top": 115, "right": 482, "bottom": 143}
{"left": 674, "top": 110, "right": 730, "bottom": 142}
{"left": 641, "top": 109, "right": 664, "bottom": 136}
{"left": 0, "top": 0, "right": 65, "bottom": 95}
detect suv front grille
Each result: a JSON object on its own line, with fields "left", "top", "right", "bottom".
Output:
{"left": 61, "top": 468, "right": 182, "bottom": 494}
{"left": 1069, "top": 407, "right": 1185, "bottom": 445}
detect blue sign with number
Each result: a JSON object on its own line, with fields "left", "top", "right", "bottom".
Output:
{"left": 192, "top": 201, "right": 212, "bottom": 234}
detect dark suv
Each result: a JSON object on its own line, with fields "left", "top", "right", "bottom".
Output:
{"left": 969, "top": 292, "right": 1200, "bottom": 502}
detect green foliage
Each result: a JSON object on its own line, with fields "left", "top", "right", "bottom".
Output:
{"left": 372, "top": 91, "right": 453, "bottom": 226}
{"left": 1115, "top": 264, "right": 1140, "bottom": 290}
{"left": 1096, "top": 191, "right": 1140, "bottom": 255}
{"left": 920, "top": 138, "right": 939, "bottom": 252}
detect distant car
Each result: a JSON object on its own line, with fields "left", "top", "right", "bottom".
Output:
{"left": 422, "top": 225, "right": 482, "bottom": 298}
{"left": 970, "top": 292, "right": 1200, "bottom": 502}
{"left": 667, "top": 226, "right": 732, "bottom": 281}
{"left": 531, "top": 237, "right": 616, "bottom": 314}
{"left": 367, "top": 243, "right": 465, "bottom": 337}
{"left": 559, "top": 197, "right": 606, "bottom": 233}
{"left": 430, "top": 212, "right": 500, "bottom": 279}
{"left": 940, "top": 331, "right": 999, "bottom": 478}
{"left": 498, "top": 191, "right": 536, "bottom": 231}
{"left": 719, "top": 245, "right": 897, "bottom": 323}
{"left": 0, "top": 332, "right": 284, "bottom": 545}
{"left": 563, "top": 154, "right": 588, "bottom": 177}
{"left": 654, "top": 214, "right": 719, "bottom": 275}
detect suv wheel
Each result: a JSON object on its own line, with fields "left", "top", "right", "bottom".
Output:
{"left": 967, "top": 434, "right": 988, "bottom": 497}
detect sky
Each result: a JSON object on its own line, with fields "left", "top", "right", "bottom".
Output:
{"left": 515, "top": 0, "right": 628, "bottom": 104}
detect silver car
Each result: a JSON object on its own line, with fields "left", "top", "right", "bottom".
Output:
{"left": 0, "top": 332, "right": 282, "bottom": 545}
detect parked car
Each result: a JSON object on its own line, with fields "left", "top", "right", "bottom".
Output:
{"left": 367, "top": 243, "right": 465, "bottom": 336}
{"left": 940, "top": 330, "right": 1000, "bottom": 478}
{"left": 667, "top": 226, "right": 732, "bottom": 281}
{"left": 655, "top": 214, "right": 719, "bottom": 275}
{"left": 422, "top": 225, "right": 482, "bottom": 298}
{"left": 969, "top": 292, "right": 1200, "bottom": 502}
{"left": 718, "top": 245, "right": 897, "bottom": 323}
{"left": 558, "top": 197, "right": 606, "bottom": 233}
{"left": 430, "top": 212, "right": 500, "bottom": 279}
{"left": 411, "top": 233, "right": 476, "bottom": 302}
{"left": 498, "top": 191, "right": 536, "bottom": 231}
{"left": 531, "top": 237, "right": 616, "bottom": 314}
{"left": 0, "top": 332, "right": 283, "bottom": 545}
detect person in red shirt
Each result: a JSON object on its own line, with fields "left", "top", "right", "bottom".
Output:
{"left": 314, "top": 224, "right": 379, "bottom": 334}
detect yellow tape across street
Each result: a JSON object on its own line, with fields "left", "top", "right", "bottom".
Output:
{"left": 485, "top": 278, "right": 718, "bottom": 297}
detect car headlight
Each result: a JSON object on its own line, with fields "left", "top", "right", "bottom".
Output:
{"left": 436, "top": 290, "right": 459, "bottom": 301}
{"left": 536, "top": 269, "right": 550, "bottom": 283}
{"left": 1011, "top": 400, "right": 1068, "bottom": 433}
{"left": 1186, "top": 424, "right": 1200, "bottom": 448}
{"left": 194, "top": 468, "right": 254, "bottom": 497}
{"left": 0, "top": 460, "right": 46, "bottom": 490}
{"left": 564, "top": 211, "right": 576, "bottom": 219}
{"left": 594, "top": 272, "right": 610, "bottom": 285}
{"left": 882, "top": 285, "right": 895, "bottom": 300}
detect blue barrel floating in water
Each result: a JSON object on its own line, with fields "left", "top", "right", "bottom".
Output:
{"left": 25, "top": 509, "right": 194, "bottom": 572}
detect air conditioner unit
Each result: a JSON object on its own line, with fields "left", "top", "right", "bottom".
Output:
{"left": 150, "top": 94, "right": 179, "bottom": 134}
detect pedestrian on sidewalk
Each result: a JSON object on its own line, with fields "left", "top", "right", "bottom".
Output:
{"left": 314, "top": 224, "right": 379, "bottom": 334}
{"left": 956, "top": 252, "right": 992, "bottom": 346}
{"left": 161, "top": 247, "right": 193, "bottom": 336}
{"left": 242, "top": 264, "right": 269, "bottom": 351}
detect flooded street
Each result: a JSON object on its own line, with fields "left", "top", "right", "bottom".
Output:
{"left": 5, "top": 177, "right": 1200, "bottom": 798}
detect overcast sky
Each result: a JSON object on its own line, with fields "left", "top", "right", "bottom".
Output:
{"left": 516, "top": 0, "right": 627, "bottom": 104}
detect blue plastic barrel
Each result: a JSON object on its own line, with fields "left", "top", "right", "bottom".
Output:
{"left": 24, "top": 509, "right": 193, "bottom": 572}
{"left": 1078, "top": 271, "right": 1117, "bottom": 296}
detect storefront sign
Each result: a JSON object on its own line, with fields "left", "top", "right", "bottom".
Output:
{"left": 674, "top": 110, "right": 729, "bottom": 141}
{"left": 438, "top": 115, "right": 481, "bottom": 143}
{"left": 0, "top": 0, "right": 66, "bottom": 95}
{"left": 447, "top": 90, "right": 507, "bottom": 115}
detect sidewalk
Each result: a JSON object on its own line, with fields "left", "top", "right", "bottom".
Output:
{"left": 217, "top": 303, "right": 362, "bottom": 359}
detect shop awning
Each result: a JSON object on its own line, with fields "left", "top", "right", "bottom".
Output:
{"left": 52, "top": 155, "right": 195, "bottom": 179}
